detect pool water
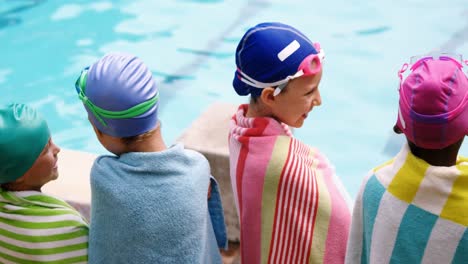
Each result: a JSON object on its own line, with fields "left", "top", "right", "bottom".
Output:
{"left": 1, "top": 0, "right": 467, "bottom": 197}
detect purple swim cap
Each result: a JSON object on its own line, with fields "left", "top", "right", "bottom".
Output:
{"left": 77, "top": 53, "right": 159, "bottom": 138}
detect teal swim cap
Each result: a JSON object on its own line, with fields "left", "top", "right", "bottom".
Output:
{"left": 0, "top": 103, "right": 50, "bottom": 184}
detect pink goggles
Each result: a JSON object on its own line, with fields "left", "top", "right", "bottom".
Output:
{"left": 398, "top": 52, "right": 468, "bottom": 82}
{"left": 237, "top": 43, "right": 324, "bottom": 96}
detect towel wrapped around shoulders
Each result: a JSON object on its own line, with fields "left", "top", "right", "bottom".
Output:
{"left": 0, "top": 190, "right": 89, "bottom": 263}
{"left": 89, "top": 143, "right": 226, "bottom": 264}
{"left": 229, "top": 104, "right": 351, "bottom": 264}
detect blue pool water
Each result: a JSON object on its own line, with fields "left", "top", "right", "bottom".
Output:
{"left": 1, "top": 0, "right": 467, "bottom": 197}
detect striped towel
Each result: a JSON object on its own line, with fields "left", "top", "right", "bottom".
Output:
{"left": 229, "top": 104, "right": 351, "bottom": 264}
{"left": 0, "top": 190, "right": 89, "bottom": 264}
{"left": 346, "top": 143, "right": 468, "bottom": 264}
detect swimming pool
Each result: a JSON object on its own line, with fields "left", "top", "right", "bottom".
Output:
{"left": 1, "top": 0, "right": 467, "bottom": 197}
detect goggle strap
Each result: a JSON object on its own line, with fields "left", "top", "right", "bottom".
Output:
{"left": 79, "top": 71, "right": 87, "bottom": 93}
{"left": 411, "top": 55, "right": 464, "bottom": 71}
{"left": 292, "top": 70, "right": 304, "bottom": 78}
{"left": 237, "top": 69, "right": 289, "bottom": 88}
{"left": 399, "top": 54, "right": 468, "bottom": 90}
{"left": 95, "top": 93, "right": 159, "bottom": 118}
{"left": 86, "top": 101, "right": 108, "bottom": 127}
{"left": 74, "top": 69, "right": 106, "bottom": 126}
{"left": 236, "top": 45, "right": 323, "bottom": 92}
{"left": 236, "top": 68, "right": 257, "bottom": 84}
{"left": 317, "top": 48, "right": 325, "bottom": 62}
{"left": 273, "top": 88, "right": 281, "bottom": 96}
{"left": 76, "top": 68, "right": 159, "bottom": 126}
{"left": 274, "top": 83, "right": 288, "bottom": 96}
{"left": 398, "top": 63, "right": 409, "bottom": 83}
{"left": 237, "top": 73, "right": 264, "bottom": 88}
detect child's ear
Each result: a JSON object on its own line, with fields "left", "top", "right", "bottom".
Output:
{"left": 393, "top": 125, "right": 403, "bottom": 134}
{"left": 260, "top": 87, "right": 277, "bottom": 108}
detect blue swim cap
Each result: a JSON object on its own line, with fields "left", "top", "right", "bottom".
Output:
{"left": 0, "top": 103, "right": 50, "bottom": 184}
{"left": 233, "top": 22, "right": 318, "bottom": 97}
{"left": 77, "top": 53, "right": 159, "bottom": 138}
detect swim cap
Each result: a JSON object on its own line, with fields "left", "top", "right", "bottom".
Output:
{"left": 396, "top": 59, "right": 468, "bottom": 149}
{"left": 76, "top": 53, "right": 159, "bottom": 137}
{"left": 233, "top": 22, "right": 318, "bottom": 97}
{"left": 0, "top": 103, "right": 50, "bottom": 184}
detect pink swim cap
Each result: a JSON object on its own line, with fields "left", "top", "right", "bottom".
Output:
{"left": 396, "top": 58, "right": 468, "bottom": 149}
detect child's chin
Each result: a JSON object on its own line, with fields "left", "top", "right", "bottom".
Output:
{"left": 51, "top": 171, "right": 59, "bottom": 180}
{"left": 290, "top": 121, "right": 304, "bottom": 128}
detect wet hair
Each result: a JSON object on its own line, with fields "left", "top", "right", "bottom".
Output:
{"left": 1, "top": 181, "right": 16, "bottom": 191}
{"left": 120, "top": 129, "right": 155, "bottom": 146}
{"left": 250, "top": 96, "right": 259, "bottom": 104}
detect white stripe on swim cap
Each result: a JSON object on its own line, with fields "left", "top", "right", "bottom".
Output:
{"left": 278, "top": 40, "right": 300, "bottom": 62}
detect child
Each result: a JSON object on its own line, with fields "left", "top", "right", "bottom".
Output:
{"left": 345, "top": 54, "right": 468, "bottom": 263}
{"left": 0, "top": 103, "right": 89, "bottom": 263}
{"left": 75, "top": 53, "right": 227, "bottom": 263}
{"left": 229, "top": 22, "right": 351, "bottom": 264}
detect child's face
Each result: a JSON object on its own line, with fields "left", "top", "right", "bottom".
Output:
{"left": 271, "top": 70, "right": 323, "bottom": 128}
{"left": 16, "top": 139, "right": 60, "bottom": 191}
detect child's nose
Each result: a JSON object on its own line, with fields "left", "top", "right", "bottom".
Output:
{"left": 51, "top": 141, "right": 61, "bottom": 154}
{"left": 312, "top": 90, "right": 322, "bottom": 106}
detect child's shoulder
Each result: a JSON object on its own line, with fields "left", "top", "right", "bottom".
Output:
{"left": 92, "top": 154, "right": 119, "bottom": 167}
{"left": 373, "top": 158, "right": 396, "bottom": 174}
{"left": 457, "top": 155, "right": 468, "bottom": 165}
{"left": 176, "top": 145, "right": 210, "bottom": 168}
{"left": 355, "top": 158, "right": 396, "bottom": 196}
{"left": 96, "top": 153, "right": 118, "bottom": 160}
{"left": 178, "top": 145, "right": 207, "bottom": 159}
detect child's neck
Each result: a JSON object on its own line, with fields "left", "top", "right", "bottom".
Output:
{"left": 408, "top": 140, "right": 463, "bottom": 167}
{"left": 246, "top": 102, "right": 272, "bottom": 118}
{"left": 127, "top": 129, "right": 167, "bottom": 153}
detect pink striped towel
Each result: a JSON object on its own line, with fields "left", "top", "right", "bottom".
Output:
{"left": 229, "top": 104, "right": 351, "bottom": 264}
